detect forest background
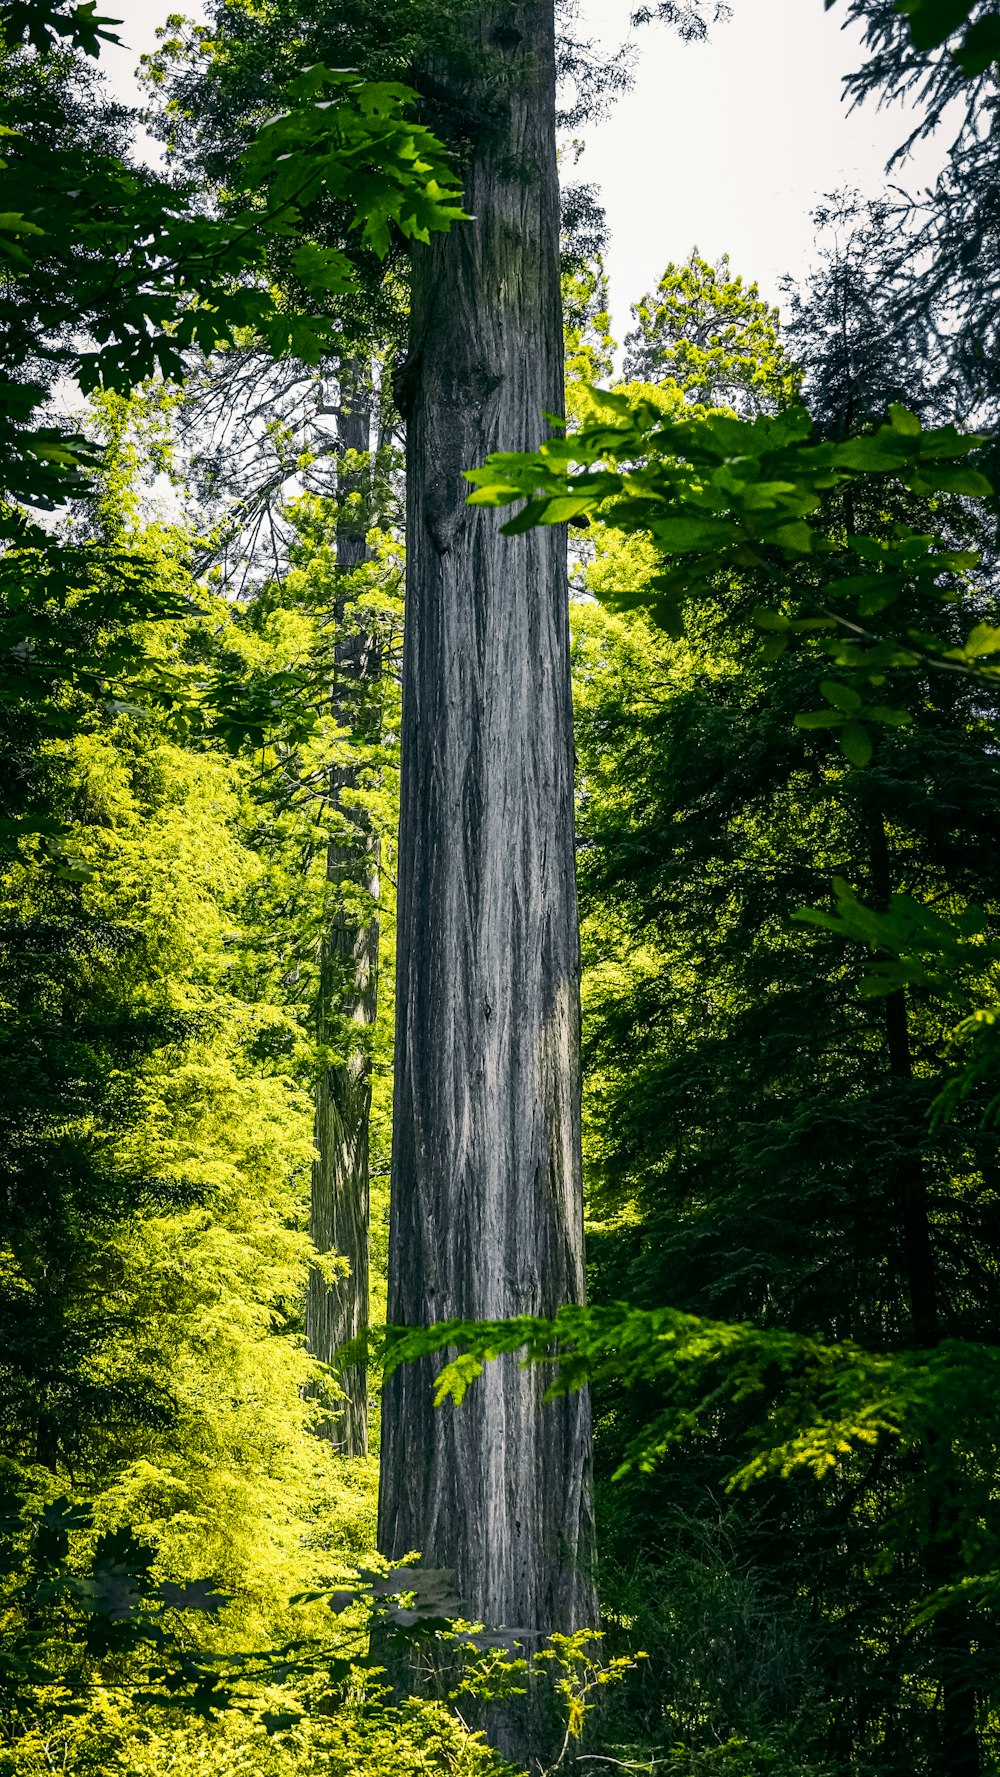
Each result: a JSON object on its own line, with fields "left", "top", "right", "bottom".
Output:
{"left": 2, "top": 1, "right": 1000, "bottom": 1776}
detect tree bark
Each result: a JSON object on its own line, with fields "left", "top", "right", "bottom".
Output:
{"left": 867, "top": 807, "right": 939, "bottom": 1347}
{"left": 307, "top": 368, "right": 378, "bottom": 1456}
{"left": 868, "top": 806, "right": 980, "bottom": 1776}
{"left": 378, "top": 0, "right": 597, "bottom": 1739}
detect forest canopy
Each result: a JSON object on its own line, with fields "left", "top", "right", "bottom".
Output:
{"left": 1, "top": 0, "right": 999, "bottom": 1774}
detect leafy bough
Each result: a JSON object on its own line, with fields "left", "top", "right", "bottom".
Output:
{"left": 2, "top": 58, "right": 466, "bottom": 515}
{"left": 825, "top": 0, "right": 1000, "bottom": 77}
{"left": 466, "top": 393, "right": 1000, "bottom": 1112}
{"left": 382, "top": 1307, "right": 1000, "bottom": 1620}
{"left": 0, "top": 1488, "right": 632, "bottom": 1759}
{"left": 796, "top": 878, "right": 1000, "bottom": 1126}
{"left": 466, "top": 393, "right": 996, "bottom": 757}
{"left": 0, "top": 36, "right": 466, "bottom": 850}
{"left": 444, "top": 393, "right": 1000, "bottom": 1637}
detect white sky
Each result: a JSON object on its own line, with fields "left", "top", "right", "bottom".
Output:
{"left": 102, "top": 0, "right": 950, "bottom": 343}
{"left": 573, "top": 0, "right": 951, "bottom": 342}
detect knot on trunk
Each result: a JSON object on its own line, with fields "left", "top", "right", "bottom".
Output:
{"left": 392, "top": 349, "right": 422, "bottom": 424}
{"left": 492, "top": 23, "right": 522, "bottom": 54}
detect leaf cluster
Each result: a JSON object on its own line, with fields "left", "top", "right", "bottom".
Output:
{"left": 468, "top": 397, "right": 994, "bottom": 760}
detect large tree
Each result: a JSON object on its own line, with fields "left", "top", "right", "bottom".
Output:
{"left": 145, "top": 0, "right": 711, "bottom": 1729}
{"left": 377, "top": 0, "right": 597, "bottom": 1724}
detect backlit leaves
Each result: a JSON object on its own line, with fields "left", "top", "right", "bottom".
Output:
{"left": 467, "top": 396, "right": 995, "bottom": 755}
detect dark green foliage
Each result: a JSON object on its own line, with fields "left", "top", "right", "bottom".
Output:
{"left": 0, "top": 439, "right": 510, "bottom": 1771}
{"left": 0, "top": 1490, "right": 531, "bottom": 1772}
{"left": 6, "top": 0, "right": 1000, "bottom": 1772}
{"left": 831, "top": 0, "right": 998, "bottom": 81}
{"left": 149, "top": 0, "right": 640, "bottom": 173}
{"left": 143, "top": 0, "right": 501, "bottom": 368}
{"left": 812, "top": 3, "right": 1000, "bottom": 429}
{"left": 467, "top": 396, "right": 995, "bottom": 743}
{"left": 0, "top": 890, "right": 180, "bottom": 1469}
{"left": 0, "top": 1493, "right": 233, "bottom": 1722}
{"left": 780, "top": 195, "right": 943, "bottom": 436}
{"left": 455, "top": 232, "right": 1000, "bottom": 1768}
{"left": 0, "top": 0, "right": 123, "bottom": 58}
{"left": 0, "top": 18, "right": 462, "bottom": 531}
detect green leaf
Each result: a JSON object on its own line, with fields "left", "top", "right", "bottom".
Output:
{"left": 840, "top": 721, "right": 873, "bottom": 767}
{"left": 894, "top": 0, "right": 973, "bottom": 51}
{"left": 888, "top": 403, "right": 922, "bottom": 437}
{"left": 963, "top": 623, "right": 1000, "bottom": 658}
{"left": 794, "top": 710, "right": 846, "bottom": 729}
{"left": 499, "top": 498, "right": 553, "bottom": 536}
{"left": 328, "top": 1588, "right": 359, "bottom": 1612}
{"left": 866, "top": 706, "right": 913, "bottom": 726}
{"left": 288, "top": 240, "right": 352, "bottom": 292}
{"left": 0, "top": 212, "right": 45, "bottom": 236}
{"left": 836, "top": 434, "right": 908, "bottom": 472}
{"left": 647, "top": 516, "right": 741, "bottom": 552}
{"left": 758, "top": 636, "right": 789, "bottom": 661}
{"left": 647, "top": 594, "right": 687, "bottom": 638}
{"left": 262, "top": 1712, "right": 304, "bottom": 1735}
{"left": 955, "top": 12, "right": 1000, "bottom": 72}
{"left": 587, "top": 386, "right": 634, "bottom": 416}
{"left": 770, "top": 520, "right": 813, "bottom": 552}
{"left": 820, "top": 680, "right": 862, "bottom": 713}
{"left": 912, "top": 465, "right": 993, "bottom": 496}
{"left": 752, "top": 607, "right": 789, "bottom": 631}
{"left": 465, "top": 482, "right": 523, "bottom": 508}
{"left": 537, "top": 495, "right": 596, "bottom": 525}
{"left": 157, "top": 1579, "right": 230, "bottom": 1613}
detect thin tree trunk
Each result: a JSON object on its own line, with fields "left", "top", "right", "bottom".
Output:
{"left": 378, "top": 0, "right": 597, "bottom": 1751}
{"left": 868, "top": 807, "right": 980, "bottom": 1777}
{"left": 867, "top": 808, "right": 939, "bottom": 1347}
{"left": 307, "top": 367, "right": 378, "bottom": 1456}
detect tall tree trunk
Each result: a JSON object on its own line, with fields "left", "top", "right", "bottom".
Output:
{"left": 307, "top": 367, "right": 378, "bottom": 1456}
{"left": 869, "top": 806, "right": 980, "bottom": 1777}
{"left": 378, "top": 0, "right": 597, "bottom": 1743}
{"left": 868, "top": 807, "right": 939, "bottom": 1347}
